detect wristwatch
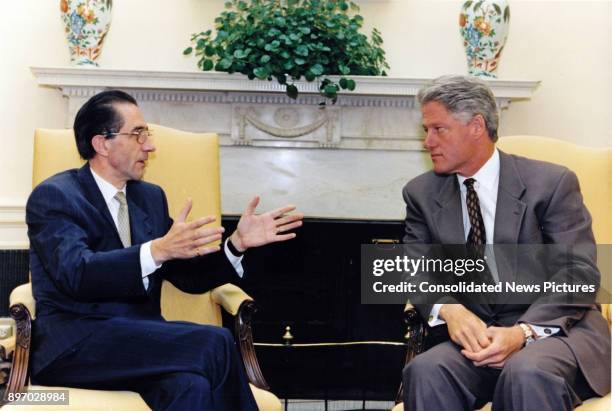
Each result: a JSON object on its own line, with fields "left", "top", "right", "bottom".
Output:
{"left": 518, "top": 323, "right": 536, "bottom": 346}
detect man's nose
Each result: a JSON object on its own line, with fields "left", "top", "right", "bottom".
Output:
{"left": 423, "top": 132, "right": 436, "bottom": 151}
{"left": 142, "top": 139, "right": 156, "bottom": 152}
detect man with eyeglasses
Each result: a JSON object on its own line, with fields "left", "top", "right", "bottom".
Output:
{"left": 25, "top": 90, "right": 303, "bottom": 410}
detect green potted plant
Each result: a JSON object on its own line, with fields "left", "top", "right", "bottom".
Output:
{"left": 184, "top": 0, "right": 389, "bottom": 102}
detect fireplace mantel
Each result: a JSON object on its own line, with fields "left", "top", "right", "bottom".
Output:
{"left": 30, "top": 66, "right": 539, "bottom": 220}
{"left": 32, "top": 67, "right": 538, "bottom": 151}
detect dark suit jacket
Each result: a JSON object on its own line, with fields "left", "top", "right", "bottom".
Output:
{"left": 402, "top": 150, "right": 610, "bottom": 395}
{"left": 26, "top": 164, "right": 239, "bottom": 376}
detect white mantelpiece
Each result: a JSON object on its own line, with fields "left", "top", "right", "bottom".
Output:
{"left": 31, "top": 67, "right": 539, "bottom": 221}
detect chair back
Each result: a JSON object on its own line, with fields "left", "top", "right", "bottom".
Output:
{"left": 32, "top": 125, "right": 224, "bottom": 326}
{"left": 497, "top": 135, "right": 611, "bottom": 325}
{"left": 497, "top": 136, "right": 611, "bottom": 243}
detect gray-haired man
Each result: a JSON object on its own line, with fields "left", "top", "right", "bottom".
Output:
{"left": 402, "top": 75, "right": 610, "bottom": 410}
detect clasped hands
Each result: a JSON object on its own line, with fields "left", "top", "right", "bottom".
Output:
{"left": 439, "top": 304, "right": 527, "bottom": 369}
{"left": 151, "top": 196, "right": 303, "bottom": 265}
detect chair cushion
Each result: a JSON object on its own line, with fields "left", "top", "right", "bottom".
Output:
{"left": 2, "top": 384, "right": 281, "bottom": 411}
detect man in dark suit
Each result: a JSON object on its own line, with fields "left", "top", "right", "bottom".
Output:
{"left": 26, "top": 90, "right": 303, "bottom": 410}
{"left": 402, "top": 76, "right": 610, "bottom": 410}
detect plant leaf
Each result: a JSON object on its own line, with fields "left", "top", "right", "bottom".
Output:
{"left": 218, "top": 58, "right": 233, "bottom": 70}
{"left": 276, "top": 74, "right": 287, "bottom": 85}
{"left": 202, "top": 59, "right": 214, "bottom": 71}
{"left": 295, "top": 45, "right": 309, "bottom": 56}
{"left": 310, "top": 63, "right": 324, "bottom": 76}
{"left": 253, "top": 67, "right": 270, "bottom": 79}
{"left": 183, "top": 47, "right": 193, "bottom": 55}
{"left": 286, "top": 84, "right": 298, "bottom": 99}
{"left": 323, "top": 83, "right": 338, "bottom": 99}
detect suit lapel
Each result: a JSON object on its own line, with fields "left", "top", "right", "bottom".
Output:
{"left": 77, "top": 164, "right": 117, "bottom": 231}
{"left": 125, "top": 184, "right": 153, "bottom": 245}
{"left": 491, "top": 152, "right": 528, "bottom": 310}
{"left": 494, "top": 151, "right": 527, "bottom": 244}
{"left": 432, "top": 176, "right": 466, "bottom": 244}
{"left": 78, "top": 164, "right": 153, "bottom": 247}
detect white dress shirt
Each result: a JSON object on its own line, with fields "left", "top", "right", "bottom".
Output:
{"left": 427, "top": 149, "right": 559, "bottom": 340}
{"left": 90, "top": 168, "right": 243, "bottom": 290}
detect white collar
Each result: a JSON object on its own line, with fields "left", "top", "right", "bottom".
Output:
{"left": 90, "top": 166, "right": 126, "bottom": 206}
{"left": 456, "top": 148, "right": 500, "bottom": 192}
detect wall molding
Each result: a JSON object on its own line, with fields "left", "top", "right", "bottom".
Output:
{"left": 0, "top": 204, "right": 28, "bottom": 250}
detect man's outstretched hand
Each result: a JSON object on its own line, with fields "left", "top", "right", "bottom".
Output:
{"left": 151, "top": 199, "right": 224, "bottom": 264}
{"left": 230, "top": 196, "right": 304, "bottom": 252}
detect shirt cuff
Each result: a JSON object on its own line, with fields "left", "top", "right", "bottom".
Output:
{"left": 140, "top": 241, "right": 162, "bottom": 289}
{"left": 528, "top": 324, "right": 560, "bottom": 339}
{"left": 224, "top": 238, "right": 244, "bottom": 278}
{"left": 428, "top": 303, "right": 446, "bottom": 327}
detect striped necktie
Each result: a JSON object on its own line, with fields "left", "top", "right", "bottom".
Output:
{"left": 463, "top": 178, "right": 494, "bottom": 286}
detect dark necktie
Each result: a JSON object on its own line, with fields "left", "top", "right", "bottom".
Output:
{"left": 463, "top": 178, "right": 493, "bottom": 286}
{"left": 464, "top": 178, "right": 487, "bottom": 247}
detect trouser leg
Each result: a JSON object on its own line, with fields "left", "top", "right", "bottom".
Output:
{"left": 492, "top": 337, "right": 594, "bottom": 411}
{"left": 403, "top": 340, "right": 500, "bottom": 411}
{"left": 32, "top": 318, "right": 258, "bottom": 411}
{"left": 135, "top": 372, "right": 212, "bottom": 410}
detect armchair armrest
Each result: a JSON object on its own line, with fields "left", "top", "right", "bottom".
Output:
{"left": 395, "top": 303, "right": 426, "bottom": 404}
{"left": 211, "top": 284, "right": 270, "bottom": 390}
{"left": 211, "top": 284, "right": 252, "bottom": 315}
{"left": 1, "top": 298, "right": 32, "bottom": 404}
{"left": 10, "top": 284, "right": 36, "bottom": 320}
{"left": 1, "top": 336, "right": 15, "bottom": 385}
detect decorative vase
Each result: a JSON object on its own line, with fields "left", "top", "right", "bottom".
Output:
{"left": 60, "top": 0, "right": 113, "bottom": 66}
{"left": 459, "top": 0, "right": 510, "bottom": 78}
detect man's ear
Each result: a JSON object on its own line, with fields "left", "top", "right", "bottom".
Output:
{"left": 470, "top": 114, "right": 487, "bottom": 139}
{"left": 91, "top": 134, "right": 110, "bottom": 157}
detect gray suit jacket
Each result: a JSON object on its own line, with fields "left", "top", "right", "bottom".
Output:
{"left": 402, "top": 150, "right": 610, "bottom": 396}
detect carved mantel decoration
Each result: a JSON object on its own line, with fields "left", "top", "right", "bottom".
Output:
{"left": 233, "top": 106, "right": 341, "bottom": 148}
{"left": 30, "top": 67, "right": 539, "bottom": 220}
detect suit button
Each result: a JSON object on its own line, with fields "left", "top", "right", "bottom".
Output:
{"left": 544, "top": 328, "right": 552, "bottom": 334}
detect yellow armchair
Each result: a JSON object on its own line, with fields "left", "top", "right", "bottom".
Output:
{"left": 393, "top": 136, "right": 611, "bottom": 411}
{"left": 0, "top": 125, "right": 281, "bottom": 411}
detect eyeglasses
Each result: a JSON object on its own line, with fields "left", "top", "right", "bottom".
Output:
{"left": 105, "top": 128, "right": 153, "bottom": 144}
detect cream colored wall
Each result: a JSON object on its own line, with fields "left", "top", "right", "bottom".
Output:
{"left": 0, "top": 0, "right": 610, "bottom": 245}
{"left": 358, "top": 0, "right": 611, "bottom": 144}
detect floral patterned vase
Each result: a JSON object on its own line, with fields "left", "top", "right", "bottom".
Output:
{"left": 60, "top": 0, "right": 113, "bottom": 66}
{"left": 459, "top": 0, "right": 510, "bottom": 78}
